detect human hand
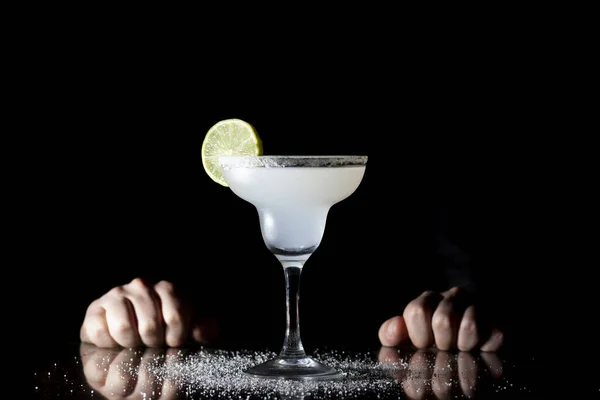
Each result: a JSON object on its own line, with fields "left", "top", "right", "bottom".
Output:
{"left": 378, "top": 286, "right": 504, "bottom": 352}
{"left": 378, "top": 346, "right": 503, "bottom": 399}
{"left": 80, "top": 342, "right": 183, "bottom": 399}
{"left": 80, "top": 277, "right": 218, "bottom": 348}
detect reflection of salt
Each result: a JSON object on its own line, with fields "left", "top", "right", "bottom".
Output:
{"left": 32, "top": 347, "right": 530, "bottom": 399}
{"left": 118, "top": 348, "right": 410, "bottom": 399}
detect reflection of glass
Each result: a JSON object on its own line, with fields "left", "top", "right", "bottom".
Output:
{"left": 219, "top": 155, "right": 368, "bottom": 380}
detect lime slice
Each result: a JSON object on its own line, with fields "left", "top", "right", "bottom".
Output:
{"left": 201, "top": 118, "right": 263, "bottom": 186}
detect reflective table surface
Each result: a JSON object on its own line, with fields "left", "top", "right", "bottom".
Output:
{"left": 31, "top": 342, "right": 550, "bottom": 399}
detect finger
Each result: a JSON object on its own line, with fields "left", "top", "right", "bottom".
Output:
{"left": 403, "top": 349, "right": 434, "bottom": 399}
{"left": 378, "top": 346, "right": 400, "bottom": 363}
{"left": 403, "top": 290, "right": 443, "bottom": 349}
{"left": 160, "top": 347, "right": 184, "bottom": 399}
{"left": 432, "top": 288, "right": 468, "bottom": 351}
{"left": 79, "top": 342, "right": 120, "bottom": 368}
{"left": 103, "top": 290, "right": 143, "bottom": 348}
{"left": 125, "top": 278, "right": 165, "bottom": 347}
{"left": 480, "top": 327, "right": 504, "bottom": 352}
{"left": 377, "top": 346, "right": 407, "bottom": 381}
{"left": 79, "top": 342, "right": 98, "bottom": 366}
{"left": 104, "top": 347, "right": 141, "bottom": 397}
{"left": 480, "top": 351, "right": 503, "bottom": 379}
{"left": 457, "top": 351, "right": 478, "bottom": 398}
{"left": 192, "top": 317, "right": 220, "bottom": 344}
{"left": 80, "top": 344, "right": 121, "bottom": 392}
{"left": 80, "top": 304, "right": 120, "bottom": 348}
{"left": 82, "top": 359, "right": 108, "bottom": 393}
{"left": 457, "top": 305, "right": 479, "bottom": 351}
{"left": 431, "top": 350, "right": 455, "bottom": 400}
{"left": 154, "top": 280, "right": 189, "bottom": 347}
{"left": 134, "top": 347, "right": 164, "bottom": 397}
{"left": 378, "top": 316, "right": 409, "bottom": 347}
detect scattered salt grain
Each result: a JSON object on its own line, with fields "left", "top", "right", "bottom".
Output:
{"left": 33, "top": 347, "right": 532, "bottom": 399}
{"left": 113, "top": 348, "right": 409, "bottom": 399}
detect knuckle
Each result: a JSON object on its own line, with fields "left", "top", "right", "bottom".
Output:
{"left": 138, "top": 320, "right": 160, "bottom": 336}
{"left": 130, "top": 277, "right": 147, "bottom": 287}
{"left": 432, "top": 314, "right": 452, "bottom": 332}
{"left": 458, "top": 341, "right": 475, "bottom": 352}
{"left": 404, "top": 302, "right": 427, "bottom": 322}
{"left": 112, "top": 320, "right": 134, "bottom": 336}
{"left": 85, "top": 299, "right": 103, "bottom": 312}
{"left": 155, "top": 280, "right": 175, "bottom": 293}
{"left": 166, "top": 335, "right": 185, "bottom": 348}
{"left": 108, "top": 286, "right": 126, "bottom": 298}
{"left": 128, "top": 278, "right": 152, "bottom": 295}
{"left": 461, "top": 318, "right": 478, "bottom": 334}
{"left": 493, "top": 330, "right": 504, "bottom": 344}
{"left": 87, "top": 326, "right": 110, "bottom": 343}
{"left": 436, "top": 341, "right": 451, "bottom": 351}
{"left": 164, "top": 313, "right": 183, "bottom": 327}
{"left": 413, "top": 339, "right": 430, "bottom": 349}
{"left": 449, "top": 285, "right": 462, "bottom": 294}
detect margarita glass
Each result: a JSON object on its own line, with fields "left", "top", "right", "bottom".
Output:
{"left": 219, "top": 155, "right": 367, "bottom": 380}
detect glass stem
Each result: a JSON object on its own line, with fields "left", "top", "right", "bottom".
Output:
{"left": 279, "top": 263, "right": 307, "bottom": 358}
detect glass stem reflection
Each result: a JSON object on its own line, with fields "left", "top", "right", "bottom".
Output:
{"left": 280, "top": 263, "right": 306, "bottom": 358}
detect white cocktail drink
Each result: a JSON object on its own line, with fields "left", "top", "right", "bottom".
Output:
{"left": 221, "top": 158, "right": 366, "bottom": 261}
{"left": 219, "top": 155, "right": 367, "bottom": 380}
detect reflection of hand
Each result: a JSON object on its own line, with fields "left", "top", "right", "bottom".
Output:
{"left": 80, "top": 342, "right": 183, "bottom": 399}
{"left": 378, "top": 286, "right": 504, "bottom": 351}
{"left": 80, "top": 277, "right": 218, "bottom": 348}
{"left": 378, "top": 346, "right": 503, "bottom": 399}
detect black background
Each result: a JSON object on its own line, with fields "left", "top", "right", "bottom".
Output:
{"left": 11, "top": 9, "right": 576, "bottom": 371}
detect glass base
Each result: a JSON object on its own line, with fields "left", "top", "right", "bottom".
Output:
{"left": 244, "top": 356, "right": 342, "bottom": 381}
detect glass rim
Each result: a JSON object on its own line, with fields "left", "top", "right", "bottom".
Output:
{"left": 218, "top": 155, "right": 368, "bottom": 168}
